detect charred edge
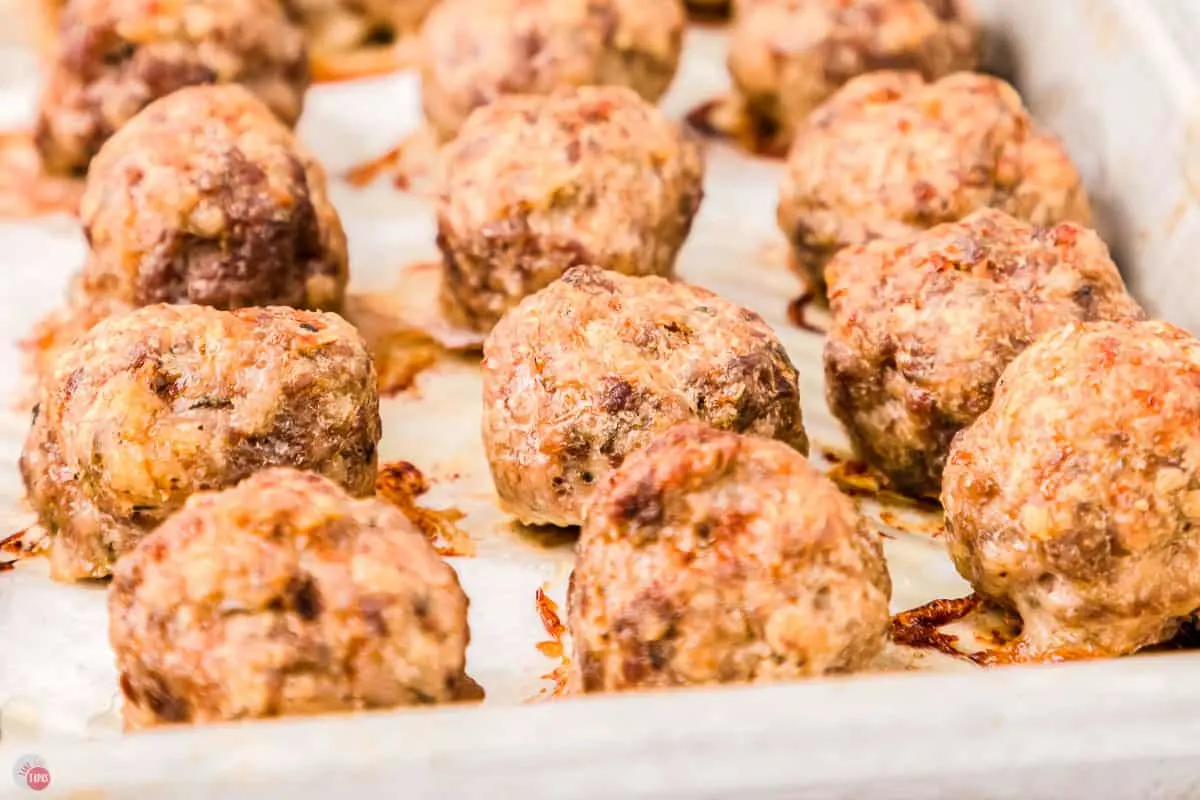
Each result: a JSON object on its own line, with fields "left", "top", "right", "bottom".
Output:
{"left": 889, "top": 595, "right": 980, "bottom": 661}
{"left": 787, "top": 291, "right": 825, "bottom": 333}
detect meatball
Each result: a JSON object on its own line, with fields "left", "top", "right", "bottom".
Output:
{"left": 21, "top": 304, "right": 380, "bottom": 582}
{"left": 942, "top": 319, "right": 1200, "bottom": 657}
{"left": 420, "top": 0, "right": 685, "bottom": 141}
{"left": 283, "top": 0, "right": 439, "bottom": 56}
{"left": 824, "top": 209, "right": 1143, "bottom": 498}
{"left": 729, "top": 0, "right": 979, "bottom": 148}
{"left": 78, "top": 85, "right": 347, "bottom": 315}
{"left": 778, "top": 71, "right": 1093, "bottom": 294}
{"left": 437, "top": 85, "right": 705, "bottom": 332}
{"left": 570, "top": 422, "right": 891, "bottom": 692}
{"left": 483, "top": 266, "right": 809, "bottom": 528}
{"left": 109, "top": 468, "right": 472, "bottom": 730}
{"left": 35, "top": 0, "right": 309, "bottom": 176}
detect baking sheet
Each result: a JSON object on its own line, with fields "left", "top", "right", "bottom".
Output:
{"left": 0, "top": 0, "right": 1196, "bottom": 768}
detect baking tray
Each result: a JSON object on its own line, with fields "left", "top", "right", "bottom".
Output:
{"left": 2, "top": 0, "right": 1200, "bottom": 796}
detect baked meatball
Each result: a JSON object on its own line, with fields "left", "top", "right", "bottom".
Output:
{"left": 420, "top": 0, "right": 686, "bottom": 141}
{"left": 778, "top": 71, "right": 1093, "bottom": 294}
{"left": 35, "top": 0, "right": 309, "bottom": 176}
{"left": 942, "top": 319, "right": 1200, "bottom": 658}
{"left": 21, "top": 304, "right": 380, "bottom": 582}
{"left": 570, "top": 422, "right": 891, "bottom": 692}
{"left": 110, "top": 468, "right": 472, "bottom": 730}
{"left": 483, "top": 267, "right": 809, "bottom": 528}
{"left": 284, "top": 0, "right": 439, "bottom": 57}
{"left": 729, "top": 0, "right": 979, "bottom": 148}
{"left": 824, "top": 209, "right": 1143, "bottom": 498}
{"left": 79, "top": 85, "right": 347, "bottom": 315}
{"left": 437, "top": 85, "right": 705, "bottom": 332}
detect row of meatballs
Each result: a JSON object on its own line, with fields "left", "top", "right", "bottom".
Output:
{"left": 31, "top": 0, "right": 979, "bottom": 177}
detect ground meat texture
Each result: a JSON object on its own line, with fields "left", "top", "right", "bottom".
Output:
{"left": 824, "top": 209, "right": 1143, "bottom": 498}
{"left": 420, "top": 0, "right": 685, "bottom": 141}
{"left": 283, "top": 0, "right": 439, "bottom": 55}
{"left": 728, "top": 0, "right": 978, "bottom": 147}
{"left": 20, "top": 304, "right": 380, "bottom": 582}
{"left": 942, "top": 320, "right": 1200, "bottom": 657}
{"left": 109, "top": 468, "right": 472, "bottom": 730}
{"left": 569, "top": 422, "right": 890, "bottom": 692}
{"left": 482, "top": 266, "right": 809, "bottom": 528}
{"left": 777, "top": 71, "right": 1093, "bottom": 295}
{"left": 437, "top": 86, "right": 705, "bottom": 332}
{"left": 34, "top": 0, "right": 309, "bottom": 176}
{"left": 78, "top": 85, "right": 347, "bottom": 314}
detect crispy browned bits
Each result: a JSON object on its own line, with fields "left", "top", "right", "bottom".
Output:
{"left": 482, "top": 267, "right": 809, "bottom": 528}
{"left": 777, "top": 71, "right": 1093, "bottom": 295}
{"left": 437, "top": 85, "right": 705, "bottom": 332}
{"left": 21, "top": 304, "right": 380, "bottom": 582}
{"left": 80, "top": 85, "right": 348, "bottom": 315}
{"left": 569, "top": 422, "right": 891, "bottom": 692}
{"left": 942, "top": 319, "right": 1200, "bottom": 658}
{"left": 824, "top": 209, "right": 1143, "bottom": 497}
{"left": 34, "top": 0, "right": 309, "bottom": 177}
{"left": 283, "top": 0, "right": 438, "bottom": 57}
{"left": 420, "top": 0, "right": 686, "bottom": 141}
{"left": 109, "top": 468, "right": 472, "bottom": 731}
{"left": 729, "top": 0, "right": 979, "bottom": 150}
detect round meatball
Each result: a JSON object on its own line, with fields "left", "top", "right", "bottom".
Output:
{"left": 109, "top": 468, "right": 472, "bottom": 730}
{"left": 483, "top": 266, "right": 809, "bottom": 528}
{"left": 570, "top": 422, "right": 891, "bottom": 692}
{"left": 35, "top": 0, "right": 309, "bottom": 176}
{"left": 729, "top": 0, "right": 979, "bottom": 148}
{"left": 79, "top": 85, "right": 347, "bottom": 315}
{"left": 942, "top": 319, "right": 1200, "bottom": 657}
{"left": 437, "top": 85, "right": 705, "bottom": 332}
{"left": 21, "top": 304, "right": 380, "bottom": 582}
{"left": 824, "top": 209, "right": 1143, "bottom": 498}
{"left": 420, "top": 0, "right": 685, "bottom": 141}
{"left": 778, "top": 71, "right": 1093, "bottom": 294}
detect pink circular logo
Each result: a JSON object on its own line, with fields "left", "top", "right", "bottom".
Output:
{"left": 12, "top": 755, "right": 51, "bottom": 792}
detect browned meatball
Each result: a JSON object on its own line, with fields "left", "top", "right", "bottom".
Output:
{"left": 283, "top": 0, "right": 439, "bottom": 57}
{"left": 778, "top": 71, "right": 1093, "bottom": 294}
{"left": 729, "top": 0, "right": 979, "bottom": 148}
{"left": 35, "top": 0, "right": 309, "bottom": 176}
{"left": 79, "top": 85, "right": 347, "bottom": 315}
{"left": 420, "top": 0, "right": 685, "bottom": 141}
{"left": 109, "top": 468, "right": 472, "bottom": 730}
{"left": 824, "top": 209, "right": 1143, "bottom": 498}
{"left": 942, "top": 319, "right": 1200, "bottom": 658}
{"left": 483, "top": 267, "right": 809, "bottom": 528}
{"left": 437, "top": 85, "right": 705, "bottom": 332}
{"left": 21, "top": 304, "right": 380, "bottom": 582}
{"left": 570, "top": 422, "right": 891, "bottom": 692}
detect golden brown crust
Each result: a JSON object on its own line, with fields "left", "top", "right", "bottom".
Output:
{"left": 283, "top": 0, "right": 439, "bottom": 57}
{"left": 109, "top": 468, "right": 471, "bottom": 730}
{"left": 437, "top": 85, "right": 705, "bottom": 332}
{"left": 35, "top": 0, "right": 309, "bottom": 176}
{"left": 824, "top": 209, "right": 1143, "bottom": 497}
{"left": 420, "top": 0, "right": 685, "bottom": 140}
{"left": 79, "top": 85, "right": 347, "bottom": 314}
{"left": 21, "top": 304, "right": 380, "bottom": 581}
{"left": 482, "top": 267, "right": 809, "bottom": 528}
{"left": 570, "top": 422, "right": 891, "bottom": 692}
{"left": 777, "top": 71, "right": 1093, "bottom": 293}
{"left": 729, "top": 0, "right": 979, "bottom": 147}
{"left": 942, "top": 319, "right": 1200, "bottom": 657}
